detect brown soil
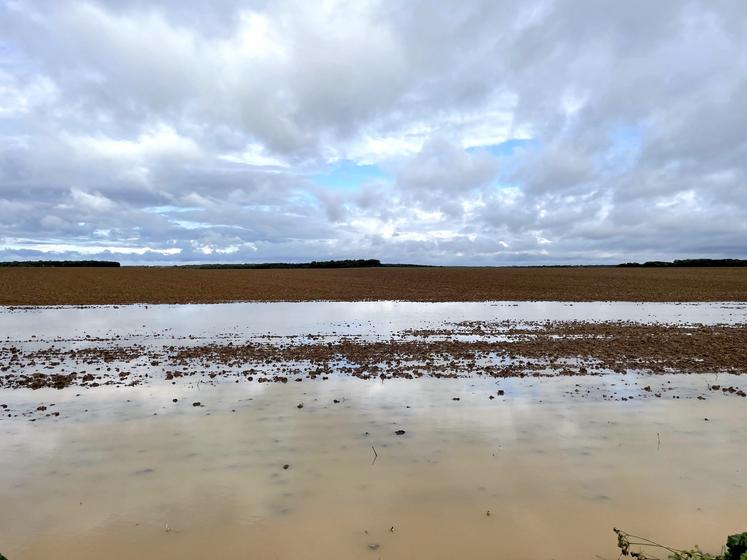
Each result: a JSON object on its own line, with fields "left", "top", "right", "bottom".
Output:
{"left": 1, "top": 266, "right": 747, "bottom": 305}
{"left": 3, "top": 321, "right": 746, "bottom": 392}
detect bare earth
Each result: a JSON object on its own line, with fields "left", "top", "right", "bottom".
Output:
{"left": 1, "top": 266, "right": 746, "bottom": 305}
{"left": 4, "top": 319, "right": 747, "bottom": 400}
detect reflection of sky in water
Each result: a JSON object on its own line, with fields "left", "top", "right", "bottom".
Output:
{"left": 1, "top": 375, "right": 747, "bottom": 560}
{"left": 2, "top": 301, "right": 746, "bottom": 344}
{"left": 1, "top": 302, "right": 747, "bottom": 558}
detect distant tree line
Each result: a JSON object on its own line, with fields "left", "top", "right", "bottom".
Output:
{"left": 0, "top": 259, "right": 430, "bottom": 269}
{"left": 0, "top": 260, "right": 121, "bottom": 267}
{"left": 619, "top": 259, "right": 747, "bottom": 267}
{"left": 183, "top": 259, "right": 390, "bottom": 269}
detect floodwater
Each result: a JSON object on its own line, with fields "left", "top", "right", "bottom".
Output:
{"left": 1, "top": 302, "right": 746, "bottom": 559}
{"left": 2, "top": 301, "right": 746, "bottom": 342}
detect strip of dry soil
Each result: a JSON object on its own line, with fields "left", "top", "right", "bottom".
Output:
{"left": 1, "top": 266, "right": 747, "bottom": 304}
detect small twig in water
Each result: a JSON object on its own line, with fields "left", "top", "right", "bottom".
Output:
{"left": 614, "top": 527, "right": 687, "bottom": 559}
{"left": 657, "top": 432, "right": 661, "bottom": 451}
{"left": 371, "top": 445, "right": 378, "bottom": 464}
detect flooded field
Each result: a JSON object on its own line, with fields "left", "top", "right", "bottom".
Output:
{"left": 1, "top": 302, "right": 746, "bottom": 559}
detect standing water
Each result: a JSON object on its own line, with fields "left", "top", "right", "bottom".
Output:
{"left": 1, "top": 302, "right": 746, "bottom": 559}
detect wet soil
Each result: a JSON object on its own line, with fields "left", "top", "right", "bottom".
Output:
{"left": 2, "top": 321, "right": 746, "bottom": 396}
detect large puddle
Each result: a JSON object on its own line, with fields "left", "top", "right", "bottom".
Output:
{"left": 3, "top": 301, "right": 747, "bottom": 342}
{"left": 1, "top": 302, "right": 746, "bottom": 559}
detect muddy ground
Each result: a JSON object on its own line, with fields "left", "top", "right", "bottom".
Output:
{"left": 1, "top": 266, "right": 747, "bottom": 305}
{"left": 2, "top": 321, "right": 746, "bottom": 393}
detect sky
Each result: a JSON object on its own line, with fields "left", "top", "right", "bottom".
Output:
{"left": 1, "top": 0, "right": 746, "bottom": 265}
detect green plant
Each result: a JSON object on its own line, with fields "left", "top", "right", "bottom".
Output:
{"left": 725, "top": 533, "right": 747, "bottom": 560}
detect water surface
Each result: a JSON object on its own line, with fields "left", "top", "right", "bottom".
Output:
{"left": 1, "top": 302, "right": 746, "bottom": 559}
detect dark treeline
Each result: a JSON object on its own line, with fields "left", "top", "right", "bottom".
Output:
{"left": 181, "top": 259, "right": 427, "bottom": 269}
{"left": 0, "top": 259, "right": 422, "bottom": 269}
{"left": 4, "top": 258, "right": 743, "bottom": 269}
{"left": 619, "top": 259, "right": 747, "bottom": 268}
{"left": 0, "top": 260, "right": 121, "bottom": 267}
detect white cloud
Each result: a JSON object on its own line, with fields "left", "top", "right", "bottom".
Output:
{"left": 63, "top": 126, "right": 200, "bottom": 162}
{"left": 0, "top": 0, "right": 745, "bottom": 264}
{"left": 68, "top": 189, "right": 115, "bottom": 212}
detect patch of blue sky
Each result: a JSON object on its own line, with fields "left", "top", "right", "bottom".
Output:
{"left": 468, "top": 138, "right": 538, "bottom": 157}
{"left": 473, "top": 139, "right": 539, "bottom": 191}
{"left": 289, "top": 190, "right": 319, "bottom": 205}
{"left": 598, "top": 123, "right": 645, "bottom": 174}
{"left": 610, "top": 123, "right": 644, "bottom": 145}
{"left": 145, "top": 205, "right": 198, "bottom": 214}
{"left": 0, "top": 41, "right": 28, "bottom": 71}
{"left": 172, "top": 219, "right": 247, "bottom": 230}
{"left": 310, "top": 159, "right": 391, "bottom": 190}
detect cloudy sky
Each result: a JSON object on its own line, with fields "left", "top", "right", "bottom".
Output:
{"left": 1, "top": 0, "right": 745, "bottom": 264}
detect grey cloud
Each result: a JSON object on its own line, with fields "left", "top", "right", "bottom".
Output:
{"left": 0, "top": 0, "right": 746, "bottom": 264}
{"left": 397, "top": 137, "right": 499, "bottom": 193}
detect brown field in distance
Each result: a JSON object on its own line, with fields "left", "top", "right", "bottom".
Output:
{"left": 1, "top": 266, "right": 746, "bottom": 305}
